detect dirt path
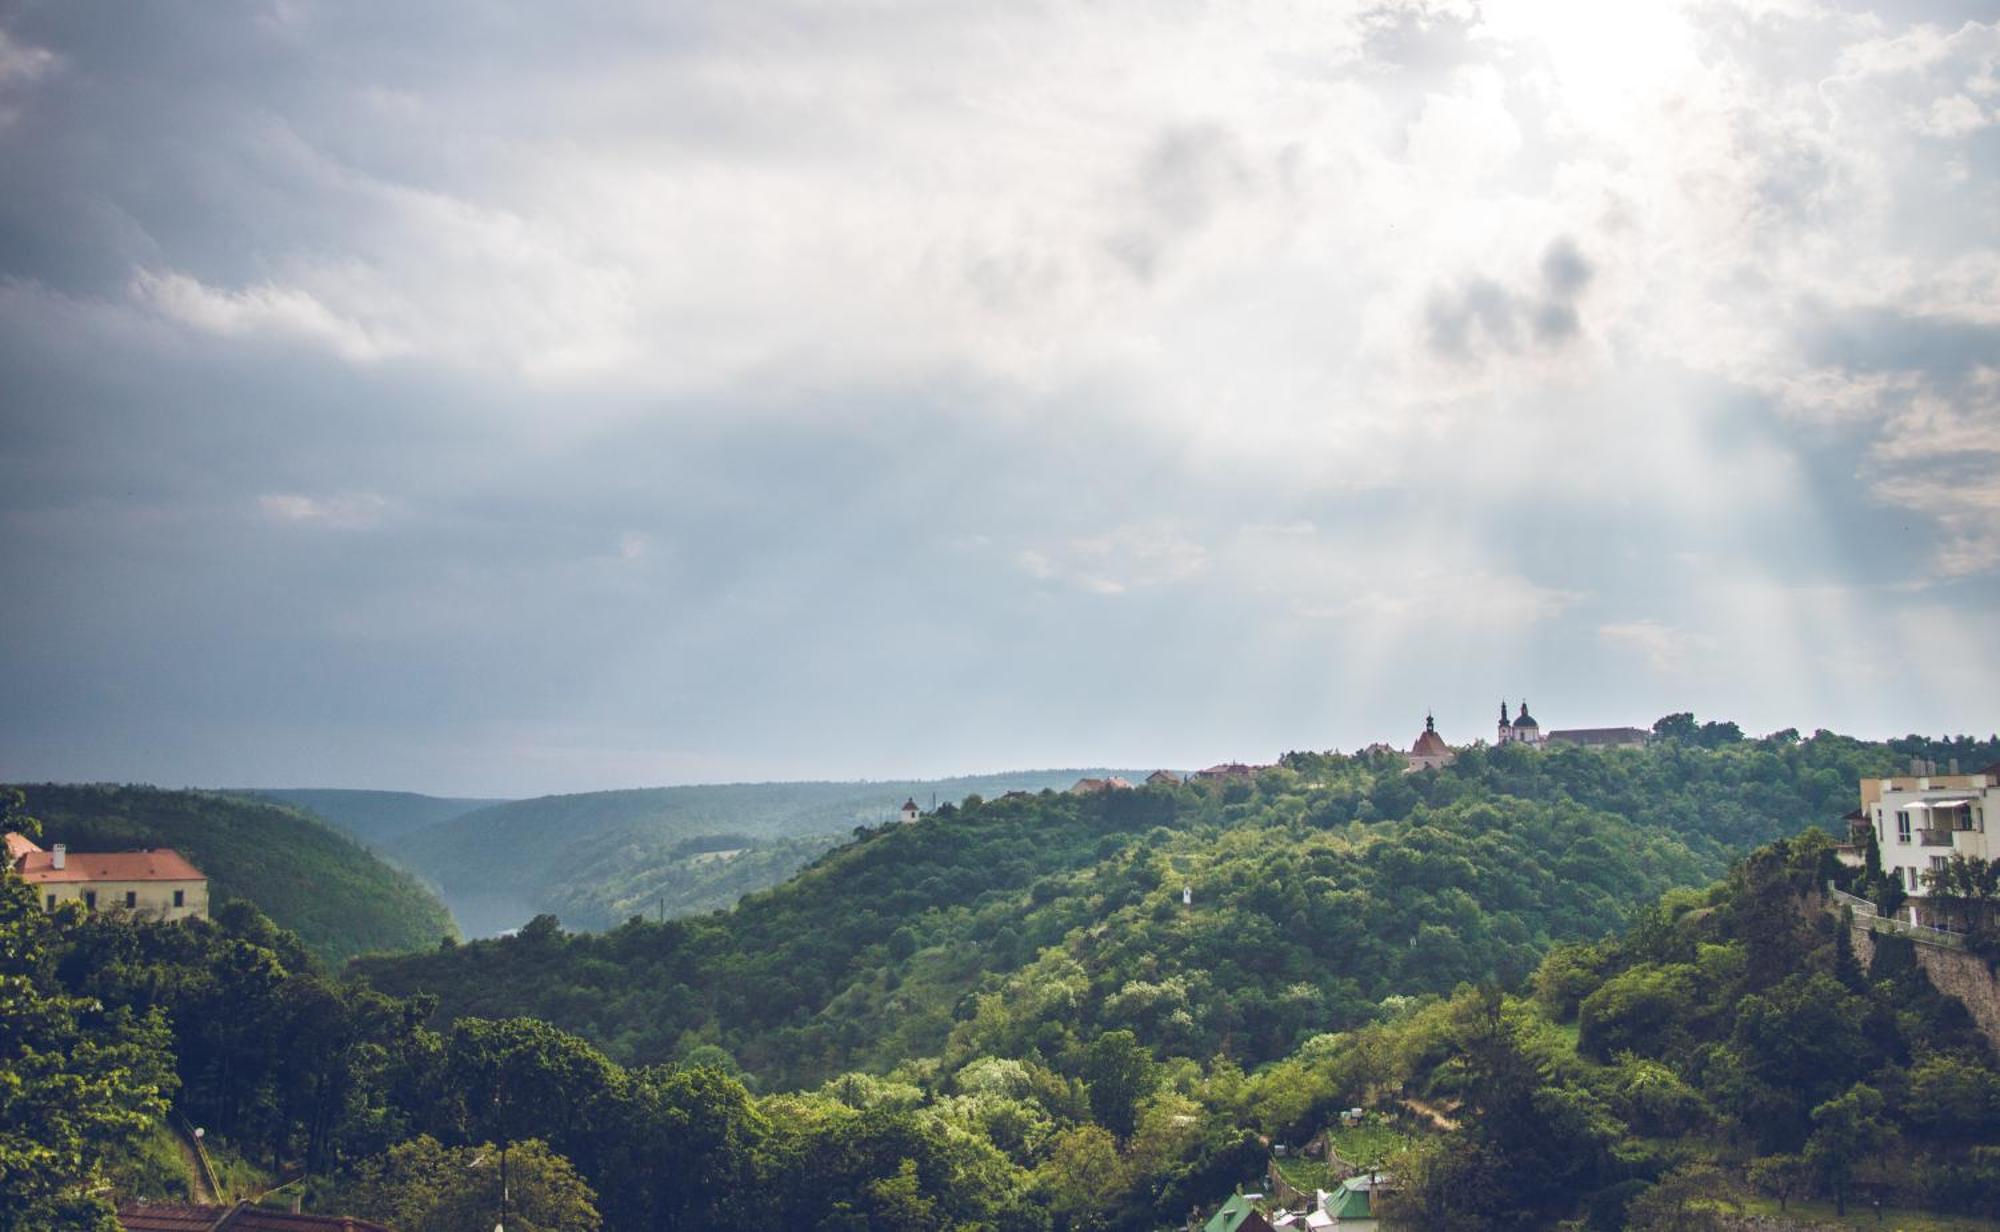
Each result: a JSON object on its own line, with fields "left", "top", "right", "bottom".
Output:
{"left": 1399, "top": 1096, "right": 1462, "bottom": 1132}
{"left": 172, "top": 1122, "right": 219, "bottom": 1204}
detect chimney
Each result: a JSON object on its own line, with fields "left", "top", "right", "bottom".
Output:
{"left": 52, "top": 844, "right": 65, "bottom": 870}
{"left": 1910, "top": 756, "right": 1924, "bottom": 775}
{"left": 1949, "top": 757, "right": 1960, "bottom": 775}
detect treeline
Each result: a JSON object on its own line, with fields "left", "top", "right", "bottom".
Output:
{"left": 15, "top": 727, "right": 2000, "bottom": 1229}
{"left": 5, "top": 851, "right": 1262, "bottom": 1229}
{"left": 353, "top": 728, "right": 1905, "bottom": 1087}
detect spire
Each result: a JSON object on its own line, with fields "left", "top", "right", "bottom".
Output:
{"left": 1425, "top": 711, "right": 1436, "bottom": 732}
{"left": 1501, "top": 700, "right": 1510, "bottom": 723}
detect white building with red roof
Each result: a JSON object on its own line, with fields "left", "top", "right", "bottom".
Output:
{"left": 6, "top": 832, "right": 209, "bottom": 922}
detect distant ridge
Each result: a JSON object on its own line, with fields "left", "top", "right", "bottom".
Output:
{"left": 392, "top": 770, "right": 1147, "bottom": 936}
{"left": 229, "top": 788, "right": 507, "bottom": 846}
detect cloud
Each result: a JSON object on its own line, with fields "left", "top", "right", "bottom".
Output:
{"left": 134, "top": 270, "right": 400, "bottom": 365}
{"left": 3, "top": 0, "right": 1999, "bottom": 790}
{"left": 1598, "top": 620, "right": 1715, "bottom": 674}
{"left": 1426, "top": 236, "right": 1595, "bottom": 359}
{"left": 257, "top": 492, "right": 391, "bottom": 530}
{"left": 1016, "top": 523, "right": 1211, "bottom": 596}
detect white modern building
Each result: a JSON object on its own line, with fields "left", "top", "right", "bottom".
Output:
{"left": 1861, "top": 762, "right": 1997, "bottom": 926}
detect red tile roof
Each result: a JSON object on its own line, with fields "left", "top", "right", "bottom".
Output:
{"left": 18, "top": 847, "right": 205, "bottom": 884}
{"left": 1411, "top": 730, "right": 1450, "bottom": 757}
{"left": 118, "top": 1202, "right": 226, "bottom": 1232}
{"left": 3, "top": 832, "right": 40, "bottom": 863}
{"left": 118, "top": 1201, "right": 392, "bottom": 1232}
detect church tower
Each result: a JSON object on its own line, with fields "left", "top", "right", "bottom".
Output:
{"left": 1499, "top": 700, "right": 1512, "bottom": 744}
{"left": 1511, "top": 700, "right": 1542, "bottom": 747}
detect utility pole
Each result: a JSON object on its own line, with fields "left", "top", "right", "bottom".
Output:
{"left": 495, "top": 1141, "right": 508, "bottom": 1232}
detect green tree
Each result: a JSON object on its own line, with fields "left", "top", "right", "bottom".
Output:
{"left": 1805, "top": 1083, "right": 1892, "bottom": 1215}
{"left": 1080, "top": 1030, "right": 1156, "bottom": 1139}
{"left": 333, "top": 1135, "right": 600, "bottom": 1232}
{"left": 1746, "top": 1153, "right": 1808, "bottom": 1212}
{"left": 1035, "top": 1124, "right": 1122, "bottom": 1231}
{"left": 0, "top": 850, "right": 176, "bottom": 1230}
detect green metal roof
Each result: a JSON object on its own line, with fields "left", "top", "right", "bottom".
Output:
{"left": 1202, "top": 1193, "right": 1261, "bottom": 1232}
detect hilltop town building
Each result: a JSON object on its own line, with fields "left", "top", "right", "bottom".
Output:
{"left": 1545, "top": 726, "right": 1651, "bottom": 749}
{"left": 1859, "top": 762, "right": 1997, "bottom": 926}
{"left": 6, "top": 832, "right": 209, "bottom": 921}
{"left": 899, "top": 798, "right": 921, "bottom": 824}
{"left": 1498, "top": 700, "right": 1541, "bottom": 746}
{"left": 1191, "top": 763, "right": 1269, "bottom": 784}
{"left": 1498, "top": 701, "right": 1649, "bottom": 750}
{"left": 1407, "top": 713, "right": 1455, "bottom": 772}
{"left": 1069, "top": 777, "right": 1134, "bottom": 795}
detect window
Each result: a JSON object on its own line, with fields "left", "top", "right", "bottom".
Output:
{"left": 173, "top": 889, "right": 185, "bottom": 908}
{"left": 124, "top": 891, "right": 137, "bottom": 908}
{"left": 83, "top": 890, "right": 96, "bottom": 910}
{"left": 45, "top": 894, "right": 55, "bottom": 911}
{"left": 1896, "top": 811, "right": 1911, "bottom": 843}
{"left": 1905, "top": 866, "right": 1919, "bottom": 891}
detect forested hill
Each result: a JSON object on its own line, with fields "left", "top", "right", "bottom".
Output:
{"left": 229, "top": 787, "right": 505, "bottom": 846}
{"left": 352, "top": 729, "right": 1907, "bottom": 1090}
{"left": 387, "top": 769, "right": 1148, "bottom": 936}
{"left": 11, "top": 783, "right": 456, "bottom": 963}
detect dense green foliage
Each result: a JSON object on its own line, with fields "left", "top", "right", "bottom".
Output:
{"left": 387, "top": 770, "right": 1145, "bottom": 935}
{"left": 13, "top": 784, "right": 457, "bottom": 964}
{"left": 1356, "top": 831, "right": 2000, "bottom": 1228}
{"left": 544, "top": 831, "right": 843, "bottom": 928}
{"left": 0, "top": 799, "right": 176, "bottom": 1231}
{"left": 234, "top": 789, "right": 503, "bottom": 847}
{"left": 355, "top": 732, "right": 1899, "bottom": 1088}
{"left": 22, "top": 728, "right": 1999, "bottom": 1230}
{"left": 324, "top": 1136, "right": 600, "bottom": 1231}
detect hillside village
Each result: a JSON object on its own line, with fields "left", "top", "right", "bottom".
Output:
{"left": 7, "top": 732, "right": 1992, "bottom": 1232}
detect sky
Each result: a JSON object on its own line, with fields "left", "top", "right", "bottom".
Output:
{"left": 2, "top": 0, "right": 1997, "bottom": 797}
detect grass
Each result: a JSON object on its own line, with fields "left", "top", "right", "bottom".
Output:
{"left": 1330, "top": 1120, "right": 1414, "bottom": 1169}
{"left": 1271, "top": 1117, "right": 1416, "bottom": 1195}
{"left": 1272, "top": 1154, "right": 1343, "bottom": 1193}
{"left": 203, "top": 1139, "right": 274, "bottom": 1204}
{"left": 1738, "top": 1195, "right": 2000, "bottom": 1231}
{"left": 104, "top": 1121, "right": 194, "bottom": 1203}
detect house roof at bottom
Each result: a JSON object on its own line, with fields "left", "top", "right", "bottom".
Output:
{"left": 119, "top": 1201, "right": 393, "bottom": 1231}
{"left": 17, "top": 847, "right": 205, "bottom": 884}
{"left": 1203, "top": 1193, "right": 1276, "bottom": 1232}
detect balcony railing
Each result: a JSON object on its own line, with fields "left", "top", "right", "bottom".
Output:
{"left": 1824, "top": 882, "right": 1965, "bottom": 949}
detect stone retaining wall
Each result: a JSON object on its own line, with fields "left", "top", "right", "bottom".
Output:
{"left": 1845, "top": 916, "right": 2000, "bottom": 1047}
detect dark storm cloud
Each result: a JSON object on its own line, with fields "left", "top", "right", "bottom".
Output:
{"left": 2, "top": 0, "right": 1997, "bottom": 791}
{"left": 1426, "top": 236, "right": 1593, "bottom": 357}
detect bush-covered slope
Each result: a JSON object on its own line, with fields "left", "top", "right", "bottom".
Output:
{"left": 391, "top": 769, "right": 1146, "bottom": 935}
{"left": 13, "top": 783, "right": 457, "bottom": 963}
{"left": 232, "top": 788, "right": 504, "bottom": 846}
{"left": 353, "top": 730, "right": 1903, "bottom": 1089}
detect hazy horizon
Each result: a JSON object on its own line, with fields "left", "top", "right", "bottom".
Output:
{"left": 5, "top": 0, "right": 1997, "bottom": 797}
